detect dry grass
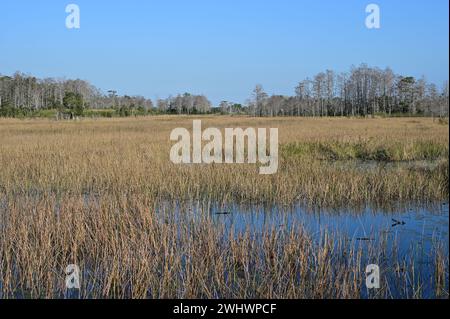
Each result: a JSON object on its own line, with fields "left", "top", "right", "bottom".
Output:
{"left": 0, "top": 116, "right": 448, "bottom": 206}
{"left": 0, "top": 194, "right": 447, "bottom": 298}
{"left": 0, "top": 116, "right": 448, "bottom": 298}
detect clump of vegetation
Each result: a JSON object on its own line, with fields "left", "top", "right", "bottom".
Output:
{"left": 281, "top": 140, "right": 448, "bottom": 162}
{"left": 63, "top": 92, "right": 85, "bottom": 116}
{"left": 438, "top": 117, "right": 449, "bottom": 125}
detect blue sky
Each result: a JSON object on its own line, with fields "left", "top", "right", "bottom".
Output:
{"left": 0, "top": 0, "right": 448, "bottom": 105}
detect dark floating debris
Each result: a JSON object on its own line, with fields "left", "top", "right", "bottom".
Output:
{"left": 215, "top": 211, "right": 232, "bottom": 215}
{"left": 356, "top": 237, "right": 374, "bottom": 241}
{"left": 391, "top": 218, "right": 406, "bottom": 227}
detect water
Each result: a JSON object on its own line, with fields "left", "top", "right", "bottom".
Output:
{"left": 157, "top": 200, "right": 449, "bottom": 298}
{"left": 159, "top": 201, "right": 449, "bottom": 255}
{"left": 2, "top": 194, "right": 447, "bottom": 298}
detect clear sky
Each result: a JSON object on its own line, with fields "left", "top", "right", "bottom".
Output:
{"left": 1, "top": 0, "right": 448, "bottom": 105}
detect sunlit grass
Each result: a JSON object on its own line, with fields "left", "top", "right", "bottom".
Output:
{"left": 0, "top": 116, "right": 448, "bottom": 298}
{"left": 0, "top": 116, "right": 447, "bottom": 206}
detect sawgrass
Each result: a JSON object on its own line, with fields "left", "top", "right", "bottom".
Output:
{"left": 0, "top": 116, "right": 448, "bottom": 298}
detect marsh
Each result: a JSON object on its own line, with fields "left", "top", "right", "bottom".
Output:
{"left": 0, "top": 116, "right": 448, "bottom": 298}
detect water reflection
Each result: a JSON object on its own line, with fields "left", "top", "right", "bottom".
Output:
{"left": 158, "top": 201, "right": 449, "bottom": 257}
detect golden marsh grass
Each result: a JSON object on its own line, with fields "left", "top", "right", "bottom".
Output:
{"left": 0, "top": 116, "right": 448, "bottom": 298}
{"left": 0, "top": 116, "right": 448, "bottom": 206}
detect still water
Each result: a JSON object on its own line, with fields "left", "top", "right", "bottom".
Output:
{"left": 157, "top": 200, "right": 449, "bottom": 298}
{"left": 159, "top": 201, "right": 448, "bottom": 254}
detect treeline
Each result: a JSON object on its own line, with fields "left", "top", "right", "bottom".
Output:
{"left": 1, "top": 64, "right": 449, "bottom": 118}
{"left": 0, "top": 72, "right": 211, "bottom": 117}
{"left": 156, "top": 93, "right": 212, "bottom": 114}
{"left": 244, "top": 64, "right": 449, "bottom": 117}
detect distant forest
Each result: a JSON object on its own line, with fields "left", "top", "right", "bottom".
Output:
{"left": 1, "top": 63, "right": 448, "bottom": 118}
